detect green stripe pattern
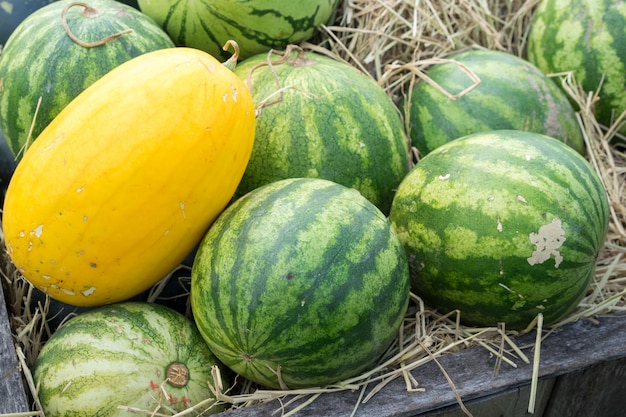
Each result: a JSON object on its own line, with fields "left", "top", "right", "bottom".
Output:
{"left": 33, "top": 302, "right": 227, "bottom": 417}
{"left": 137, "top": 0, "right": 340, "bottom": 59}
{"left": 232, "top": 50, "right": 410, "bottom": 215}
{"left": 527, "top": 0, "right": 626, "bottom": 135}
{"left": 0, "top": 0, "right": 174, "bottom": 158}
{"left": 390, "top": 130, "right": 609, "bottom": 330}
{"left": 191, "top": 178, "right": 410, "bottom": 389}
{"left": 407, "top": 49, "right": 584, "bottom": 156}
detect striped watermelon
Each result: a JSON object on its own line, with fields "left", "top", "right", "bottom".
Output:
{"left": 0, "top": 0, "right": 174, "bottom": 158}
{"left": 191, "top": 178, "right": 410, "bottom": 389}
{"left": 527, "top": 0, "right": 626, "bottom": 135}
{"left": 33, "top": 302, "right": 229, "bottom": 416}
{"left": 232, "top": 49, "right": 410, "bottom": 215}
{"left": 389, "top": 130, "right": 609, "bottom": 330}
{"left": 137, "top": 0, "right": 340, "bottom": 60}
{"left": 406, "top": 49, "right": 584, "bottom": 156}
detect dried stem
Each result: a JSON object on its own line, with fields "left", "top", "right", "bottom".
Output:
{"left": 61, "top": 2, "right": 133, "bottom": 48}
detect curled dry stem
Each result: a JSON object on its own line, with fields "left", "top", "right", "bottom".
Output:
{"left": 222, "top": 40, "right": 241, "bottom": 70}
{"left": 61, "top": 2, "right": 133, "bottom": 48}
{"left": 244, "top": 45, "right": 312, "bottom": 116}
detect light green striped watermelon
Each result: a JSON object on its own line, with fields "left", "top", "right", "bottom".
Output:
{"left": 0, "top": 0, "right": 174, "bottom": 158}
{"left": 527, "top": 0, "right": 626, "bottom": 135}
{"left": 389, "top": 130, "right": 609, "bottom": 330}
{"left": 137, "top": 0, "right": 340, "bottom": 60}
{"left": 33, "top": 302, "right": 229, "bottom": 417}
{"left": 406, "top": 49, "right": 584, "bottom": 156}
{"left": 191, "top": 178, "right": 410, "bottom": 389}
{"left": 232, "top": 49, "right": 410, "bottom": 215}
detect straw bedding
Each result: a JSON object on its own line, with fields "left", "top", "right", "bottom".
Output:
{"left": 2, "top": 0, "right": 625, "bottom": 415}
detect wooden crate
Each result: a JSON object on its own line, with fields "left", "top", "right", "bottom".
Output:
{"left": 0, "top": 281, "right": 30, "bottom": 413}
{"left": 203, "top": 315, "right": 626, "bottom": 417}
{"left": 3, "top": 292, "right": 624, "bottom": 416}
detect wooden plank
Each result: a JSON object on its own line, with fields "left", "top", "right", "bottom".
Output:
{"left": 542, "top": 356, "right": 626, "bottom": 417}
{"left": 211, "top": 315, "right": 626, "bottom": 417}
{"left": 0, "top": 281, "right": 30, "bottom": 413}
{"left": 419, "top": 378, "right": 555, "bottom": 417}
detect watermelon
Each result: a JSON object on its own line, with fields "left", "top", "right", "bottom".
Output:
{"left": 33, "top": 301, "right": 229, "bottom": 416}
{"left": 0, "top": 0, "right": 175, "bottom": 158}
{"left": 232, "top": 49, "right": 410, "bottom": 215}
{"left": 137, "top": 0, "right": 340, "bottom": 60}
{"left": 389, "top": 130, "right": 609, "bottom": 330}
{"left": 406, "top": 48, "right": 584, "bottom": 156}
{"left": 527, "top": 0, "right": 626, "bottom": 135}
{"left": 191, "top": 178, "right": 410, "bottom": 389}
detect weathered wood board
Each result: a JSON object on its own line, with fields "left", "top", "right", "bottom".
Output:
{"left": 0, "top": 281, "right": 30, "bottom": 413}
{"left": 1, "top": 294, "right": 624, "bottom": 416}
{"left": 211, "top": 314, "right": 626, "bottom": 417}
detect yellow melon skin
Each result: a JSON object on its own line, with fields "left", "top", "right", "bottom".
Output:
{"left": 2, "top": 47, "right": 256, "bottom": 307}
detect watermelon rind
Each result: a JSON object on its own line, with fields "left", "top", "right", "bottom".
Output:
{"left": 232, "top": 49, "right": 410, "bottom": 215}
{"left": 406, "top": 48, "right": 584, "bottom": 156}
{"left": 137, "top": 0, "right": 341, "bottom": 59}
{"left": 191, "top": 178, "right": 410, "bottom": 389}
{"left": 33, "top": 301, "right": 229, "bottom": 416}
{"left": 389, "top": 130, "right": 609, "bottom": 330}
{"left": 527, "top": 0, "right": 626, "bottom": 135}
{"left": 0, "top": 0, "right": 175, "bottom": 158}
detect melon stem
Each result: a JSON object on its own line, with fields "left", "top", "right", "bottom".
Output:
{"left": 61, "top": 2, "right": 133, "bottom": 48}
{"left": 166, "top": 362, "right": 189, "bottom": 388}
{"left": 222, "top": 40, "right": 241, "bottom": 71}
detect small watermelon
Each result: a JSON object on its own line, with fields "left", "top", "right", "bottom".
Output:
{"left": 232, "top": 48, "right": 410, "bottom": 215}
{"left": 527, "top": 0, "right": 626, "bottom": 135}
{"left": 406, "top": 49, "right": 584, "bottom": 156}
{"left": 389, "top": 130, "right": 609, "bottom": 330}
{"left": 33, "top": 302, "right": 229, "bottom": 416}
{"left": 137, "top": 0, "right": 340, "bottom": 60}
{"left": 0, "top": 0, "right": 175, "bottom": 158}
{"left": 191, "top": 178, "right": 410, "bottom": 389}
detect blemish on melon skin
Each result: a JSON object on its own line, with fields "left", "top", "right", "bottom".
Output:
{"left": 527, "top": 218, "right": 566, "bottom": 268}
{"left": 231, "top": 86, "right": 238, "bottom": 102}
{"left": 42, "top": 134, "right": 64, "bottom": 151}
{"left": 30, "top": 224, "right": 44, "bottom": 238}
{"left": 61, "top": 288, "right": 76, "bottom": 296}
{"left": 81, "top": 287, "right": 96, "bottom": 297}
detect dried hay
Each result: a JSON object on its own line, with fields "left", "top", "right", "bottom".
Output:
{"left": 2, "top": 0, "right": 626, "bottom": 416}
